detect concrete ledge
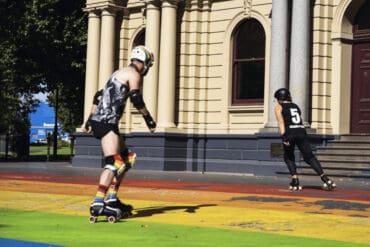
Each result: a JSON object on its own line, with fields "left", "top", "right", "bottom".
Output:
{"left": 71, "top": 131, "right": 334, "bottom": 176}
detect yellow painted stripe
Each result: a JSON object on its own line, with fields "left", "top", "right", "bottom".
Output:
{"left": 0, "top": 189, "right": 369, "bottom": 244}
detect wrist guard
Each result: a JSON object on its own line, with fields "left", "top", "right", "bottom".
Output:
{"left": 85, "top": 115, "right": 93, "bottom": 130}
{"left": 143, "top": 114, "right": 156, "bottom": 129}
{"left": 281, "top": 133, "right": 288, "bottom": 142}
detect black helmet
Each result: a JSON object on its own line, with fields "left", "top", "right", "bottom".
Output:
{"left": 274, "top": 88, "right": 291, "bottom": 101}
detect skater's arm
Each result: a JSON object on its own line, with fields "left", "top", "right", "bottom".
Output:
{"left": 274, "top": 105, "right": 289, "bottom": 145}
{"left": 83, "top": 89, "right": 103, "bottom": 133}
{"left": 130, "top": 89, "right": 156, "bottom": 132}
{"left": 125, "top": 70, "right": 156, "bottom": 133}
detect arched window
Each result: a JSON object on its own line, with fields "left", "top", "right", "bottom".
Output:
{"left": 133, "top": 29, "right": 145, "bottom": 47}
{"left": 353, "top": 1, "right": 370, "bottom": 40}
{"left": 232, "top": 19, "right": 266, "bottom": 105}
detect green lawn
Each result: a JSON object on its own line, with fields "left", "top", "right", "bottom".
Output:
{"left": 0, "top": 208, "right": 368, "bottom": 247}
{"left": 29, "top": 145, "right": 72, "bottom": 156}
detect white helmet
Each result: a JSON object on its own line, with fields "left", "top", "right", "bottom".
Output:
{"left": 130, "top": 45, "right": 154, "bottom": 75}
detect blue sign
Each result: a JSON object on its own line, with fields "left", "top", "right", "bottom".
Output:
{"left": 29, "top": 102, "right": 68, "bottom": 144}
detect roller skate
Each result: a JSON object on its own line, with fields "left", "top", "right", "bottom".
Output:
{"left": 289, "top": 178, "right": 302, "bottom": 191}
{"left": 106, "top": 198, "right": 133, "bottom": 218}
{"left": 321, "top": 175, "right": 336, "bottom": 191}
{"left": 88, "top": 202, "right": 122, "bottom": 223}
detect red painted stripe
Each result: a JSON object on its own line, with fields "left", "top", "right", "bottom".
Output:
{"left": 0, "top": 172, "right": 369, "bottom": 202}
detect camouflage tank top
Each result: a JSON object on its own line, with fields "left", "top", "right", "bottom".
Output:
{"left": 91, "top": 72, "right": 130, "bottom": 124}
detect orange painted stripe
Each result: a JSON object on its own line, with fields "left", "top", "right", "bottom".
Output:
{"left": 0, "top": 172, "right": 369, "bottom": 202}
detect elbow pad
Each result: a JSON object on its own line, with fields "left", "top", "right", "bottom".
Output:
{"left": 130, "top": 89, "right": 146, "bottom": 109}
{"left": 93, "top": 89, "right": 103, "bottom": 105}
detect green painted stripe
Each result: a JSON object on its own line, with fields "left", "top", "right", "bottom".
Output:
{"left": 0, "top": 208, "right": 368, "bottom": 247}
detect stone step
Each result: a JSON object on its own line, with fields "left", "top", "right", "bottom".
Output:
{"left": 317, "top": 161, "right": 370, "bottom": 170}
{"left": 316, "top": 147, "right": 370, "bottom": 155}
{"left": 339, "top": 134, "right": 370, "bottom": 141}
{"left": 291, "top": 165, "right": 370, "bottom": 178}
{"left": 326, "top": 141, "right": 370, "bottom": 148}
{"left": 306, "top": 134, "right": 370, "bottom": 178}
{"left": 277, "top": 169, "right": 370, "bottom": 178}
{"left": 316, "top": 153, "right": 370, "bottom": 162}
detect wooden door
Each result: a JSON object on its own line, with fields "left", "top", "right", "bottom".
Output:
{"left": 351, "top": 42, "right": 370, "bottom": 133}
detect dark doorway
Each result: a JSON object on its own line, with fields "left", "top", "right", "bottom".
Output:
{"left": 350, "top": 1, "right": 370, "bottom": 133}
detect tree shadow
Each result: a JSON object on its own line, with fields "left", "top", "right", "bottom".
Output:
{"left": 132, "top": 204, "right": 217, "bottom": 218}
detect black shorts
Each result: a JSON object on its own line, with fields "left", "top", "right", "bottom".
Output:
{"left": 90, "top": 120, "right": 120, "bottom": 139}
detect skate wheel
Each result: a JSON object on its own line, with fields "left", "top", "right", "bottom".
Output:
{"left": 89, "top": 216, "right": 97, "bottom": 223}
{"left": 323, "top": 183, "right": 336, "bottom": 191}
{"left": 107, "top": 216, "right": 117, "bottom": 223}
{"left": 289, "top": 186, "right": 302, "bottom": 191}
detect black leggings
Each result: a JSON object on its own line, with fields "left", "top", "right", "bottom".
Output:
{"left": 283, "top": 131, "right": 324, "bottom": 176}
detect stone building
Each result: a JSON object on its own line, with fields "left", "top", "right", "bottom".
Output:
{"left": 73, "top": 0, "right": 370, "bottom": 177}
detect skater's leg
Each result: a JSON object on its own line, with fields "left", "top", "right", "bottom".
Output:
{"left": 105, "top": 139, "right": 134, "bottom": 214}
{"left": 283, "top": 141, "right": 298, "bottom": 176}
{"left": 119, "top": 141, "right": 137, "bottom": 170}
{"left": 106, "top": 170, "right": 133, "bottom": 215}
{"left": 297, "top": 137, "right": 324, "bottom": 175}
{"left": 297, "top": 136, "right": 336, "bottom": 190}
{"left": 283, "top": 140, "right": 301, "bottom": 190}
{"left": 92, "top": 132, "right": 126, "bottom": 205}
{"left": 106, "top": 140, "right": 135, "bottom": 201}
{"left": 93, "top": 184, "right": 109, "bottom": 204}
{"left": 92, "top": 155, "right": 125, "bottom": 204}
{"left": 106, "top": 179, "right": 119, "bottom": 202}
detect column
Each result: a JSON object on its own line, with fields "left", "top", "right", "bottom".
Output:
{"left": 83, "top": 10, "right": 101, "bottom": 123}
{"left": 143, "top": 1, "right": 160, "bottom": 119}
{"left": 98, "top": 8, "right": 116, "bottom": 89}
{"left": 157, "top": 0, "right": 178, "bottom": 128}
{"left": 289, "top": 0, "right": 311, "bottom": 126}
{"left": 264, "top": 0, "right": 289, "bottom": 129}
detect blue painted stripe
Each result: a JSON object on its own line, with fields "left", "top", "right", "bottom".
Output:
{"left": 0, "top": 238, "right": 63, "bottom": 247}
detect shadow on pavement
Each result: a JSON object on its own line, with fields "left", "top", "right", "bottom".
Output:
{"left": 133, "top": 204, "right": 217, "bottom": 218}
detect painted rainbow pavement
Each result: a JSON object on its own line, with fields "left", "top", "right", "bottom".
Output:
{"left": 0, "top": 173, "right": 369, "bottom": 246}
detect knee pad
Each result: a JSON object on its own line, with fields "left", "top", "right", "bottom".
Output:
{"left": 120, "top": 149, "right": 137, "bottom": 171}
{"left": 104, "top": 154, "right": 125, "bottom": 177}
{"left": 126, "top": 150, "right": 137, "bottom": 167}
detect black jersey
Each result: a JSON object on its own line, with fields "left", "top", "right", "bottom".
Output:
{"left": 91, "top": 72, "right": 130, "bottom": 124}
{"left": 281, "top": 102, "right": 305, "bottom": 133}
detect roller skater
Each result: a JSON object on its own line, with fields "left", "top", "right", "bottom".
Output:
{"left": 84, "top": 46, "right": 156, "bottom": 222}
{"left": 274, "top": 88, "right": 336, "bottom": 191}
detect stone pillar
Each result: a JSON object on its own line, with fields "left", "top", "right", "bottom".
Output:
{"left": 83, "top": 10, "right": 101, "bottom": 123}
{"left": 98, "top": 8, "right": 116, "bottom": 89}
{"left": 157, "top": 0, "right": 178, "bottom": 128}
{"left": 265, "top": 0, "right": 290, "bottom": 129}
{"left": 289, "top": 0, "right": 311, "bottom": 126}
{"left": 143, "top": 1, "right": 160, "bottom": 119}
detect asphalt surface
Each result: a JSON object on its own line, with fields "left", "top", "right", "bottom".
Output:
{"left": 0, "top": 161, "right": 369, "bottom": 191}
